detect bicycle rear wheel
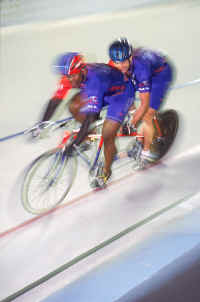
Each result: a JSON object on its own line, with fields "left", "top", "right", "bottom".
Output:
{"left": 152, "top": 109, "right": 179, "bottom": 159}
{"left": 21, "top": 148, "right": 77, "bottom": 214}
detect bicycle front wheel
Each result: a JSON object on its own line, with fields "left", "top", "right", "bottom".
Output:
{"left": 152, "top": 109, "right": 179, "bottom": 159}
{"left": 21, "top": 148, "right": 77, "bottom": 215}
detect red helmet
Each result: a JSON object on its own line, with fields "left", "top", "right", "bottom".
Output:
{"left": 53, "top": 52, "right": 85, "bottom": 76}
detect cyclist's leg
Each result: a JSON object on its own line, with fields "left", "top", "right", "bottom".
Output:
{"left": 140, "top": 107, "right": 156, "bottom": 151}
{"left": 103, "top": 82, "right": 134, "bottom": 175}
{"left": 102, "top": 119, "right": 120, "bottom": 175}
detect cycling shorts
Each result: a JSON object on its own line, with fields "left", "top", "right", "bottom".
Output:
{"left": 150, "top": 63, "right": 173, "bottom": 110}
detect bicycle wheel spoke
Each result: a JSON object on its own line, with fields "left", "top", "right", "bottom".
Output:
{"left": 21, "top": 149, "right": 77, "bottom": 214}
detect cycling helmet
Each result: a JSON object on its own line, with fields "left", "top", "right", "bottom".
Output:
{"left": 109, "top": 38, "right": 133, "bottom": 62}
{"left": 53, "top": 52, "right": 85, "bottom": 76}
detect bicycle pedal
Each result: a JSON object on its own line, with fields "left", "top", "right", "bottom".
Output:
{"left": 128, "top": 141, "right": 142, "bottom": 161}
{"left": 89, "top": 167, "right": 96, "bottom": 177}
{"left": 133, "top": 163, "right": 146, "bottom": 171}
{"left": 90, "top": 178, "right": 106, "bottom": 189}
{"left": 133, "top": 157, "right": 158, "bottom": 171}
{"left": 90, "top": 179, "right": 98, "bottom": 188}
{"left": 132, "top": 161, "right": 140, "bottom": 170}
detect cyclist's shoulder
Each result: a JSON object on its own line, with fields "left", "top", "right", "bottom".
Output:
{"left": 133, "top": 47, "right": 166, "bottom": 64}
{"left": 86, "top": 63, "right": 123, "bottom": 82}
{"left": 87, "top": 63, "right": 118, "bottom": 73}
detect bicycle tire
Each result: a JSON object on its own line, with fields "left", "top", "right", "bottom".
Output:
{"left": 21, "top": 148, "right": 77, "bottom": 215}
{"left": 152, "top": 109, "right": 179, "bottom": 159}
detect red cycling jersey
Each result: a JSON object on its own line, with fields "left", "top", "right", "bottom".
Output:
{"left": 53, "top": 75, "right": 72, "bottom": 99}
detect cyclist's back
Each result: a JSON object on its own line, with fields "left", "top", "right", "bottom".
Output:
{"left": 83, "top": 63, "right": 129, "bottom": 98}
{"left": 130, "top": 48, "right": 172, "bottom": 92}
{"left": 78, "top": 63, "right": 134, "bottom": 121}
{"left": 133, "top": 48, "right": 167, "bottom": 72}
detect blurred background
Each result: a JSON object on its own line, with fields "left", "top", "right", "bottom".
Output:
{"left": 1, "top": 0, "right": 177, "bottom": 27}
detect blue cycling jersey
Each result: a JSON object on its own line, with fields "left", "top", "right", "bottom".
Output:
{"left": 81, "top": 63, "right": 128, "bottom": 97}
{"left": 130, "top": 48, "right": 168, "bottom": 93}
{"left": 129, "top": 48, "right": 173, "bottom": 110}
{"left": 80, "top": 63, "right": 135, "bottom": 123}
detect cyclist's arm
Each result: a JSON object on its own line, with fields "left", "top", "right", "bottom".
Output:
{"left": 132, "top": 91, "right": 150, "bottom": 125}
{"left": 68, "top": 76, "right": 102, "bottom": 149}
{"left": 73, "top": 113, "right": 98, "bottom": 146}
{"left": 41, "top": 76, "right": 72, "bottom": 122}
{"left": 64, "top": 112, "right": 98, "bottom": 155}
{"left": 132, "top": 59, "right": 151, "bottom": 125}
{"left": 53, "top": 75, "right": 72, "bottom": 99}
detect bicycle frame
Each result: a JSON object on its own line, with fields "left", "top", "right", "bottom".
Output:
{"left": 21, "top": 109, "right": 178, "bottom": 214}
{"left": 55, "top": 113, "right": 163, "bottom": 174}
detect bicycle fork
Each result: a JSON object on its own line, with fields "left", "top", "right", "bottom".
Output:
{"left": 43, "top": 131, "right": 72, "bottom": 188}
{"left": 89, "top": 136, "right": 104, "bottom": 175}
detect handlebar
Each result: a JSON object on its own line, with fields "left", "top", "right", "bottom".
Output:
{"left": 0, "top": 117, "right": 73, "bottom": 142}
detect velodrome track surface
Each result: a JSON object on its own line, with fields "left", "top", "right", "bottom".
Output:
{"left": 1, "top": 1, "right": 200, "bottom": 301}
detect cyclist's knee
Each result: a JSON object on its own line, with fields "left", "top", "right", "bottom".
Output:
{"left": 103, "top": 130, "right": 115, "bottom": 143}
{"left": 102, "top": 120, "right": 120, "bottom": 142}
{"left": 102, "top": 120, "right": 120, "bottom": 138}
{"left": 143, "top": 107, "right": 156, "bottom": 123}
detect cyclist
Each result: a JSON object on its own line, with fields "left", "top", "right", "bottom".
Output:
{"left": 108, "top": 38, "right": 174, "bottom": 166}
{"left": 32, "top": 55, "right": 75, "bottom": 138}
{"left": 54, "top": 52, "right": 135, "bottom": 187}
